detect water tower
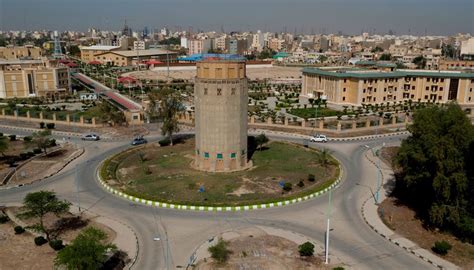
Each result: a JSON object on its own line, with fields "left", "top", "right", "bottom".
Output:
{"left": 194, "top": 59, "right": 249, "bottom": 172}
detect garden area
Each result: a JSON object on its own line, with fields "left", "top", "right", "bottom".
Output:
{"left": 101, "top": 138, "right": 339, "bottom": 206}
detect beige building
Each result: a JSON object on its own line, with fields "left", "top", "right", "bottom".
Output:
{"left": 0, "top": 45, "right": 43, "bottom": 60}
{"left": 302, "top": 67, "right": 474, "bottom": 106}
{"left": 93, "top": 49, "right": 177, "bottom": 66}
{"left": 439, "top": 59, "right": 474, "bottom": 70}
{"left": 194, "top": 60, "right": 249, "bottom": 172}
{"left": 80, "top": 45, "right": 121, "bottom": 63}
{"left": 0, "top": 60, "right": 70, "bottom": 99}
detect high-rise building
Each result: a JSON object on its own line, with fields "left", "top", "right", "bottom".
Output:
{"left": 194, "top": 59, "right": 249, "bottom": 172}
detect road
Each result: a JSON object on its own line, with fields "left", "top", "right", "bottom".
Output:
{"left": 0, "top": 127, "right": 434, "bottom": 269}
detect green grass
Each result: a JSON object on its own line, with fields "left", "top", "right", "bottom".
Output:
{"left": 102, "top": 140, "right": 339, "bottom": 206}
{"left": 289, "top": 107, "right": 341, "bottom": 118}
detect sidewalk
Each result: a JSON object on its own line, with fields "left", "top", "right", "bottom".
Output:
{"left": 362, "top": 149, "right": 459, "bottom": 270}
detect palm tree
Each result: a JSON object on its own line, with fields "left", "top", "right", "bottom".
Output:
{"left": 317, "top": 148, "right": 333, "bottom": 172}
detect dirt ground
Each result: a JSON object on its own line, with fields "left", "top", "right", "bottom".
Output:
{"left": 8, "top": 143, "right": 82, "bottom": 186}
{"left": 194, "top": 234, "right": 329, "bottom": 270}
{"left": 125, "top": 66, "right": 303, "bottom": 81}
{"left": 0, "top": 208, "right": 117, "bottom": 270}
{"left": 379, "top": 146, "right": 399, "bottom": 169}
{"left": 379, "top": 198, "right": 474, "bottom": 269}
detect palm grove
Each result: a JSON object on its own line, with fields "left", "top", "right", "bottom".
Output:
{"left": 394, "top": 103, "right": 474, "bottom": 242}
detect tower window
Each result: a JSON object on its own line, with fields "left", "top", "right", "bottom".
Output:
{"left": 204, "top": 152, "right": 209, "bottom": 158}
{"left": 217, "top": 88, "right": 222, "bottom": 96}
{"left": 231, "top": 88, "right": 236, "bottom": 95}
{"left": 204, "top": 88, "right": 208, "bottom": 95}
{"left": 230, "top": 153, "right": 236, "bottom": 158}
{"left": 217, "top": 153, "right": 223, "bottom": 159}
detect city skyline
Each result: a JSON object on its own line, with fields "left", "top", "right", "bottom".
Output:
{"left": 1, "top": 0, "right": 473, "bottom": 35}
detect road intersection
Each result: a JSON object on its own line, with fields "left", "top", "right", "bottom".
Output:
{"left": 0, "top": 127, "right": 434, "bottom": 269}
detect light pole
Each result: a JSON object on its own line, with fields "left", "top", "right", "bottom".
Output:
{"left": 75, "top": 163, "right": 81, "bottom": 213}
{"left": 325, "top": 188, "right": 332, "bottom": 264}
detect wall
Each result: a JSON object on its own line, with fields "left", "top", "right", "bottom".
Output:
{"left": 0, "top": 109, "right": 99, "bottom": 128}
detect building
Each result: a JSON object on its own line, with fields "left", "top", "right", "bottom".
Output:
{"left": 194, "top": 59, "right": 249, "bottom": 172}
{"left": 0, "top": 59, "right": 70, "bottom": 98}
{"left": 460, "top": 38, "right": 474, "bottom": 60}
{"left": 228, "top": 38, "right": 247, "bottom": 55}
{"left": 301, "top": 67, "right": 474, "bottom": 107}
{"left": 268, "top": 38, "right": 285, "bottom": 52}
{"left": 133, "top": 40, "right": 151, "bottom": 50}
{"left": 213, "top": 35, "right": 229, "bottom": 52}
{"left": 439, "top": 59, "right": 474, "bottom": 70}
{"left": 93, "top": 49, "right": 177, "bottom": 66}
{"left": 80, "top": 45, "right": 121, "bottom": 63}
{"left": 0, "top": 45, "right": 43, "bottom": 60}
{"left": 188, "top": 38, "right": 212, "bottom": 55}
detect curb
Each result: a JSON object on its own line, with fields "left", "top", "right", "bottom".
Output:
{"left": 96, "top": 162, "right": 343, "bottom": 212}
{"left": 360, "top": 148, "right": 455, "bottom": 270}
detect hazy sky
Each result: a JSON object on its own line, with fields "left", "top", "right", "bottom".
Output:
{"left": 1, "top": 0, "right": 473, "bottom": 35}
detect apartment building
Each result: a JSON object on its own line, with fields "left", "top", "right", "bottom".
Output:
{"left": 188, "top": 39, "right": 212, "bottom": 55}
{"left": 80, "top": 45, "right": 121, "bottom": 62}
{"left": 0, "top": 60, "right": 70, "bottom": 98}
{"left": 0, "top": 45, "right": 43, "bottom": 60}
{"left": 439, "top": 59, "right": 474, "bottom": 70}
{"left": 301, "top": 67, "right": 474, "bottom": 107}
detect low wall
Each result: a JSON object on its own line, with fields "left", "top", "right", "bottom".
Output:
{"left": 0, "top": 109, "right": 99, "bottom": 128}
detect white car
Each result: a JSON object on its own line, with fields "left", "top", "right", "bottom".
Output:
{"left": 310, "top": 134, "right": 328, "bottom": 143}
{"left": 81, "top": 134, "right": 100, "bottom": 141}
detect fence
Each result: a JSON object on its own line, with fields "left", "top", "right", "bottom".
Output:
{"left": 0, "top": 109, "right": 99, "bottom": 128}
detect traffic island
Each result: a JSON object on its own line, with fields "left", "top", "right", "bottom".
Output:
{"left": 98, "top": 139, "right": 342, "bottom": 210}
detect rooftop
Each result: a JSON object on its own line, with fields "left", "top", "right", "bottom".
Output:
{"left": 302, "top": 67, "right": 474, "bottom": 79}
{"left": 96, "top": 49, "right": 176, "bottom": 57}
{"left": 80, "top": 45, "right": 121, "bottom": 51}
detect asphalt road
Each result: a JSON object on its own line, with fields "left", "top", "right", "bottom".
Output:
{"left": 0, "top": 127, "right": 434, "bottom": 270}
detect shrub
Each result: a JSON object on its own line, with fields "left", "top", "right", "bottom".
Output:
{"left": 0, "top": 215, "right": 9, "bottom": 224}
{"left": 49, "top": 239, "right": 65, "bottom": 250}
{"left": 19, "top": 152, "right": 29, "bottom": 160}
{"left": 283, "top": 182, "right": 292, "bottom": 191}
{"left": 0, "top": 132, "right": 3, "bottom": 136}
{"left": 308, "top": 174, "right": 315, "bottom": 182}
{"left": 158, "top": 138, "right": 171, "bottom": 147}
{"left": 297, "top": 180, "right": 305, "bottom": 188}
{"left": 46, "top": 123, "right": 55, "bottom": 129}
{"left": 333, "top": 267, "right": 345, "bottom": 270}
{"left": 432, "top": 240, "right": 452, "bottom": 255}
{"left": 8, "top": 134, "right": 16, "bottom": 141}
{"left": 34, "top": 236, "right": 48, "bottom": 246}
{"left": 208, "top": 238, "right": 231, "bottom": 263}
{"left": 39, "top": 122, "right": 45, "bottom": 129}
{"left": 298, "top": 241, "right": 314, "bottom": 256}
{"left": 33, "top": 148, "right": 42, "bottom": 154}
{"left": 23, "top": 136, "right": 32, "bottom": 142}
{"left": 48, "top": 139, "right": 57, "bottom": 147}
{"left": 14, "top": 226, "right": 25, "bottom": 234}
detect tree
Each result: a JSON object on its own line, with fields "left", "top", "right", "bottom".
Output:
{"left": 154, "top": 88, "right": 184, "bottom": 146}
{"left": 55, "top": 227, "right": 117, "bottom": 270}
{"left": 298, "top": 241, "right": 315, "bottom": 256}
{"left": 412, "top": 56, "right": 427, "bottom": 69}
{"left": 97, "top": 102, "right": 126, "bottom": 126}
{"left": 255, "top": 133, "right": 269, "bottom": 151}
{"left": 317, "top": 148, "right": 333, "bottom": 171}
{"left": 395, "top": 103, "right": 474, "bottom": 242}
{"left": 379, "top": 53, "right": 392, "bottom": 61}
{"left": 208, "top": 238, "right": 231, "bottom": 263}
{"left": 371, "top": 46, "right": 383, "bottom": 53}
{"left": 0, "top": 135, "right": 8, "bottom": 156}
{"left": 19, "top": 191, "right": 71, "bottom": 241}
{"left": 29, "top": 130, "right": 52, "bottom": 153}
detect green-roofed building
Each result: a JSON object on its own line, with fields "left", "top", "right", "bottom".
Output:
{"left": 301, "top": 67, "right": 474, "bottom": 107}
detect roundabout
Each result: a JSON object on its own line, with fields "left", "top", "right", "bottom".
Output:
{"left": 98, "top": 138, "right": 342, "bottom": 210}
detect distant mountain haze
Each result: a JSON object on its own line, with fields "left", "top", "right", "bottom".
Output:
{"left": 0, "top": 0, "right": 472, "bottom": 35}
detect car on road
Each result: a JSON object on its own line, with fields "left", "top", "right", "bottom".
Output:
{"left": 82, "top": 134, "right": 100, "bottom": 141}
{"left": 131, "top": 136, "right": 147, "bottom": 146}
{"left": 309, "top": 134, "right": 328, "bottom": 142}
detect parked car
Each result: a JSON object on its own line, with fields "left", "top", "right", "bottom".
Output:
{"left": 81, "top": 134, "right": 100, "bottom": 141}
{"left": 131, "top": 136, "right": 147, "bottom": 146}
{"left": 309, "top": 134, "right": 328, "bottom": 142}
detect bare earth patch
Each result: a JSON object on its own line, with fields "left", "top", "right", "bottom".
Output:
{"left": 379, "top": 198, "right": 474, "bottom": 269}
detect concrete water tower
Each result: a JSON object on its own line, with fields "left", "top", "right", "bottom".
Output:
{"left": 194, "top": 59, "right": 249, "bottom": 172}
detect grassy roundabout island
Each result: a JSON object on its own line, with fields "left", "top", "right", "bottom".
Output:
{"left": 100, "top": 138, "right": 340, "bottom": 207}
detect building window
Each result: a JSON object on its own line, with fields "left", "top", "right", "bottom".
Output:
{"left": 363, "top": 89, "right": 366, "bottom": 93}
{"left": 204, "top": 88, "right": 208, "bottom": 95}
{"left": 469, "top": 97, "right": 472, "bottom": 101}
{"left": 362, "top": 98, "right": 365, "bottom": 102}
{"left": 204, "top": 152, "right": 209, "bottom": 158}
{"left": 440, "top": 87, "right": 443, "bottom": 91}
{"left": 424, "top": 95, "right": 428, "bottom": 99}
{"left": 374, "top": 97, "right": 376, "bottom": 102}
{"left": 438, "top": 96, "right": 442, "bottom": 100}
{"left": 384, "top": 88, "right": 386, "bottom": 92}
{"left": 230, "top": 153, "right": 236, "bottom": 158}
{"left": 412, "top": 86, "right": 415, "bottom": 90}
{"left": 231, "top": 88, "right": 236, "bottom": 95}
{"left": 374, "top": 88, "right": 377, "bottom": 92}
{"left": 427, "top": 78, "right": 430, "bottom": 82}
{"left": 426, "top": 87, "right": 429, "bottom": 90}
{"left": 344, "top": 79, "right": 347, "bottom": 83}
{"left": 217, "top": 88, "right": 222, "bottom": 95}
{"left": 342, "top": 97, "right": 346, "bottom": 101}
{"left": 364, "top": 80, "right": 367, "bottom": 84}
{"left": 217, "top": 153, "right": 223, "bottom": 159}
{"left": 411, "top": 94, "right": 414, "bottom": 98}
{"left": 441, "top": 78, "right": 444, "bottom": 82}
{"left": 343, "top": 88, "right": 346, "bottom": 92}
